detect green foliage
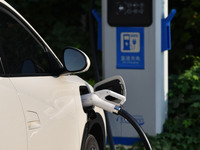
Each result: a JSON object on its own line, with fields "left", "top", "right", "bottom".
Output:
{"left": 5, "top": 1, "right": 200, "bottom": 149}
{"left": 7, "top": 0, "right": 200, "bottom": 78}
{"left": 132, "top": 58, "right": 200, "bottom": 150}
{"left": 165, "top": 58, "right": 200, "bottom": 149}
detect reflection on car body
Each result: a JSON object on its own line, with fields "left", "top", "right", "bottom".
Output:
{"left": 0, "top": 1, "right": 106, "bottom": 150}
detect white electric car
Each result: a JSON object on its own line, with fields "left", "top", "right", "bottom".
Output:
{"left": 0, "top": 1, "right": 106, "bottom": 150}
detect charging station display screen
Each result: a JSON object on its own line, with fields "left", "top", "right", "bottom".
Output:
{"left": 108, "top": 0, "right": 152, "bottom": 27}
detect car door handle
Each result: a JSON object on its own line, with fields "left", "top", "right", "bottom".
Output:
{"left": 28, "top": 120, "right": 41, "bottom": 130}
{"left": 26, "top": 111, "right": 41, "bottom": 130}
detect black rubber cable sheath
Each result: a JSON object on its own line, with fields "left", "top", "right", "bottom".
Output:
{"left": 118, "top": 109, "right": 152, "bottom": 150}
{"left": 89, "top": 1, "right": 152, "bottom": 149}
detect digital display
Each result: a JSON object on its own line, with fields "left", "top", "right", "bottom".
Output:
{"left": 108, "top": 0, "right": 152, "bottom": 27}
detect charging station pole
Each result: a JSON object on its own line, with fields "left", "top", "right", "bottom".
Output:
{"left": 101, "top": 0, "right": 175, "bottom": 145}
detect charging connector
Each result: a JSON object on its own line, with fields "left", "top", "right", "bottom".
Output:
{"left": 81, "top": 90, "right": 124, "bottom": 114}
{"left": 81, "top": 89, "right": 152, "bottom": 150}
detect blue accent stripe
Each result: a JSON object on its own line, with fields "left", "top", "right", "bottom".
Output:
{"left": 92, "top": 9, "right": 102, "bottom": 51}
{"left": 107, "top": 137, "right": 141, "bottom": 146}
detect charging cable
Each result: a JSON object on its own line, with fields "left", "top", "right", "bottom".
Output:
{"left": 118, "top": 109, "right": 152, "bottom": 150}
{"left": 81, "top": 90, "right": 152, "bottom": 150}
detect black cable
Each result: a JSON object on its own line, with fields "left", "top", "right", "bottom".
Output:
{"left": 89, "top": 0, "right": 115, "bottom": 150}
{"left": 118, "top": 109, "right": 152, "bottom": 150}
{"left": 89, "top": 1, "right": 152, "bottom": 150}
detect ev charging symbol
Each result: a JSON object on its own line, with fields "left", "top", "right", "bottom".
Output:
{"left": 117, "top": 27, "right": 144, "bottom": 69}
{"left": 121, "top": 32, "right": 140, "bottom": 53}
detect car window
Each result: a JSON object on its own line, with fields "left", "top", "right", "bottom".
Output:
{"left": 0, "top": 8, "right": 51, "bottom": 76}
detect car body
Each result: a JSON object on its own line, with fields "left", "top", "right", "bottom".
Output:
{"left": 0, "top": 0, "right": 106, "bottom": 150}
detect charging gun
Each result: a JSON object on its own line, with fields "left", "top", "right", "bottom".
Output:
{"left": 81, "top": 76, "right": 152, "bottom": 150}
{"left": 81, "top": 89, "right": 125, "bottom": 114}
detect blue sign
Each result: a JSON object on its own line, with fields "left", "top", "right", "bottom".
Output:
{"left": 117, "top": 27, "right": 145, "bottom": 69}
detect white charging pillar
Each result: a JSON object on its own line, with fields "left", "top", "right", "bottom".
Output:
{"left": 102, "top": 0, "right": 170, "bottom": 145}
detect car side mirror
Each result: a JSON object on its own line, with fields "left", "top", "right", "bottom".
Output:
{"left": 63, "top": 47, "right": 90, "bottom": 74}
{"left": 94, "top": 76, "right": 126, "bottom": 105}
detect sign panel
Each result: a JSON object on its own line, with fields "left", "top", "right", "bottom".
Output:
{"left": 117, "top": 27, "right": 144, "bottom": 69}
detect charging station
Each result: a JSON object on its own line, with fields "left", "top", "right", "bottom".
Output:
{"left": 92, "top": 0, "right": 176, "bottom": 145}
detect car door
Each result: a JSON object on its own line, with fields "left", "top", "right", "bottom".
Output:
{"left": 0, "top": 75, "right": 27, "bottom": 150}
{"left": 10, "top": 77, "right": 81, "bottom": 150}
{"left": 0, "top": 4, "right": 81, "bottom": 150}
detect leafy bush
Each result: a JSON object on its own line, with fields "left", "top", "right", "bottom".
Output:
{"left": 133, "top": 58, "right": 200, "bottom": 150}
